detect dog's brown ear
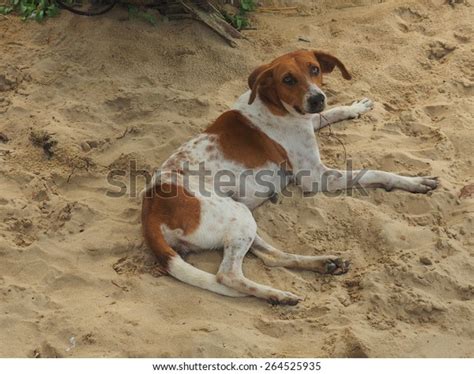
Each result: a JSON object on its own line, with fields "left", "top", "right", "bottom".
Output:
{"left": 313, "top": 51, "right": 352, "bottom": 80}
{"left": 248, "top": 64, "right": 274, "bottom": 105}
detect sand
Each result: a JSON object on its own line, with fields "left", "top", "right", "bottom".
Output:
{"left": 0, "top": 0, "right": 473, "bottom": 358}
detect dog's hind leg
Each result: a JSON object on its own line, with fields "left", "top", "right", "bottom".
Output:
{"left": 215, "top": 209, "right": 303, "bottom": 305}
{"left": 142, "top": 180, "right": 246, "bottom": 298}
{"left": 251, "top": 235, "right": 350, "bottom": 275}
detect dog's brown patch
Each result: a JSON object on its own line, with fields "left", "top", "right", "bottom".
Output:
{"left": 142, "top": 183, "right": 200, "bottom": 270}
{"left": 205, "top": 110, "right": 292, "bottom": 170}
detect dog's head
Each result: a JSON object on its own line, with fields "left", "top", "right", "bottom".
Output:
{"left": 248, "top": 50, "right": 352, "bottom": 116}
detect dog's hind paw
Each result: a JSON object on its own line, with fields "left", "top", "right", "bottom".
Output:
{"left": 323, "top": 257, "right": 350, "bottom": 275}
{"left": 403, "top": 176, "right": 439, "bottom": 193}
{"left": 267, "top": 291, "right": 303, "bottom": 306}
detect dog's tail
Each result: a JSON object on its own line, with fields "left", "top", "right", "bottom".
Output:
{"left": 142, "top": 196, "right": 245, "bottom": 298}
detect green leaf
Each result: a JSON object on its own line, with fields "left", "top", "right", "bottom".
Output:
{"left": 0, "top": 6, "right": 14, "bottom": 15}
{"left": 236, "top": 17, "right": 242, "bottom": 30}
{"left": 47, "top": 4, "right": 59, "bottom": 17}
{"left": 4, "top": 0, "right": 62, "bottom": 21}
{"left": 241, "top": 0, "right": 256, "bottom": 12}
{"left": 35, "top": 9, "right": 44, "bottom": 21}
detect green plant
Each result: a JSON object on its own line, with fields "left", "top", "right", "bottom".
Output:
{"left": 240, "top": 0, "right": 256, "bottom": 12}
{"left": 128, "top": 5, "right": 158, "bottom": 26}
{"left": 224, "top": 0, "right": 256, "bottom": 31}
{"left": 0, "top": 0, "right": 59, "bottom": 21}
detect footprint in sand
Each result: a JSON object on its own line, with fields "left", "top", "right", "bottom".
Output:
{"left": 395, "top": 6, "right": 428, "bottom": 35}
{"left": 427, "top": 41, "right": 456, "bottom": 61}
{"left": 0, "top": 65, "right": 26, "bottom": 92}
{"left": 396, "top": 6, "right": 426, "bottom": 23}
{"left": 329, "top": 329, "right": 370, "bottom": 358}
{"left": 113, "top": 251, "right": 165, "bottom": 278}
{"left": 385, "top": 63, "right": 418, "bottom": 83}
{"left": 423, "top": 103, "right": 452, "bottom": 122}
{"left": 376, "top": 152, "right": 432, "bottom": 175}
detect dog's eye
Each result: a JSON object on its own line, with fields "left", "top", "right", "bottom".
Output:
{"left": 282, "top": 74, "right": 297, "bottom": 86}
{"left": 309, "top": 65, "right": 320, "bottom": 76}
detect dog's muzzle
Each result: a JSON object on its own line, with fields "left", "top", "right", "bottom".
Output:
{"left": 306, "top": 93, "right": 326, "bottom": 113}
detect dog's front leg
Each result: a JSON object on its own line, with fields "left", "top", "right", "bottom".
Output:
{"left": 306, "top": 167, "right": 438, "bottom": 194}
{"left": 313, "top": 98, "right": 374, "bottom": 131}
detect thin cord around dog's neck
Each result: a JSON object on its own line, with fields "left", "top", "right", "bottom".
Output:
{"left": 318, "top": 114, "right": 347, "bottom": 166}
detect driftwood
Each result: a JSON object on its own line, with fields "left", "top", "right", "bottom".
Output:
{"left": 256, "top": 6, "right": 298, "bottom": 14}
{"left": 123, "top": 0, "right": 243, "bottom": 47}
{"left": 179, "top": 0, "right": 242, "bottom": 47}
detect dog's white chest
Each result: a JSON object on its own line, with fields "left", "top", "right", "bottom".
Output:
{"left": 234, "top": 91, "right": 323, "bottom": 174}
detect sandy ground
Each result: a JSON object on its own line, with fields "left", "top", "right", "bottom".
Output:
{"left": 0, "top": 0, "right": 473, "bottom": 358}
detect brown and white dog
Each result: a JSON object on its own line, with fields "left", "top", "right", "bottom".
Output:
{"left": 142, "top": 50, "right": 438, "bottom": 305}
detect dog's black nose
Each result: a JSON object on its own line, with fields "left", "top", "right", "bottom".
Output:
{"left": 307, "top": 94, "right": 325, "bottom": 113}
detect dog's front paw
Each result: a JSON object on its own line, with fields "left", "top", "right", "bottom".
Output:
{"left": 401, "top": 176, "right": 439, "bottom": 194}
{"left": 349, "top": 98, "right": 374, "bottom": 118}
